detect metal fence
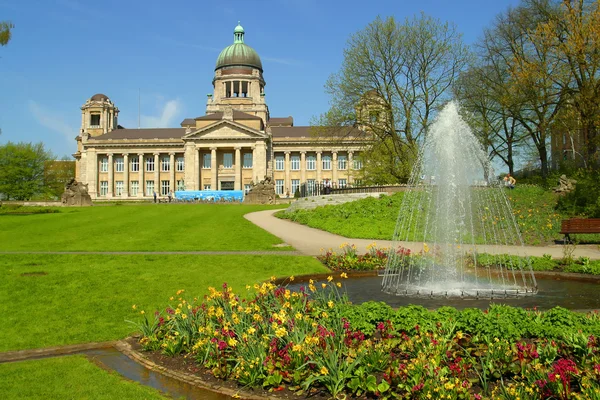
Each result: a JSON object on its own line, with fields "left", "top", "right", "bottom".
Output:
{"left": 298, "top": 182, "right": 406, "bottom": 197}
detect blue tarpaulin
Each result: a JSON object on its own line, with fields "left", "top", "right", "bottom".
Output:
{"left": 174, "top": 190, "right": 244, "bottom": 202}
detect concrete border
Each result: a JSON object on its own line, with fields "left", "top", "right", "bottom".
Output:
{"left": 0, "top": 341, "right": 116, "bottom": 363}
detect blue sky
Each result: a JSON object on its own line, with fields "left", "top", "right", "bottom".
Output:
{"left": 0, "top": 0, "right": 521, "bottom": 158}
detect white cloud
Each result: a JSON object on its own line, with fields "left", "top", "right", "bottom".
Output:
{"left": 141, "top": 99, "right": 183, "bottom": 128}
{"left": 28, "top": 100, "right": 76, "bottom": 140}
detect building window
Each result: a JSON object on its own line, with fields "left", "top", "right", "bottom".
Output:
{"left": 146, "top": 180, "right": 154, "bottom": 196}
{"left": 176, "top": 180, "right": 185, "bottom": 191}
{"left": 306, "top": 155, "right": 316, "bottom": 170}
{"left": 115, "top": 157, "right": 124, "bottom": 172}
{"left": 338, "top": 179, "right": 347, "bottom": 188}
{"left": 203, "top": 153, "right": 211, "bottom": 169}
{"left": 115, "top": 181, "right": 124, "bottom": 196}
{"left": 176, "top": 156, "right": 185, "bottom": 172}
{"left": 131, "top": 181, "right": 139, "bottom": 196}
{"left": 275, "top": 155, "right": 284, "bottom": 171}
{"left": 203, "top": 184, "right": 211, "bottom": 190}
{"left": 100, "top": 157, "right": 108, "bottom": 172}
{"left": 244, "top": 184, "right": 252, "bottom": 193}
{"left": 353, "top": 156, "right": 363, "bottom": 170}
{"left": 291, "top": 155, "right": 300, "bottom": 171}
{"left": 275, "top": 179, "right": 284, "bottom": 195}
{"left": 90, "top": 114, "right": 100, "bottom": 127}
{"left": 322, "top": 155, "right": 332, "bottom": 170}
{"left": 146, "top": 157, "right": 155, "bottom": 172}
{"left": 291, "top": 179, "right": 300, "bottom": 195}
{"left": 161, "top": 156, "right": 170, "bottom": 172}
{"left": 307, "top": 179, "right": 316, "bottom": 195}
{"left": 338, "top": 155, "right": 347, "bottom": 170}
{"left": 100, "top": 181, "right": 108, "bottom": 196}
{"left": 223, "top": 153, "right": 233, "bottom": 169}
{"left": 243, "top": 153, "right": 253, "bottom": 168}
{"left": 161, "top": 180, "right": 170, "bottom": 195}
{"left": 131, "top": 156, "right": 139, "bottom": 172}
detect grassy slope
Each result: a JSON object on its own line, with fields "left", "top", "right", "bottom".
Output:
{"left": 0, "top": 254, "right": 327, "bottom": 351}
{"left": 0, "top": 204, "right": 288, "bottom": 251}
{"left": 281, "top": 186, "right": 600, "bottom": 246}
{"left": 0, "top": 355, "right": 167, "bottom": 399}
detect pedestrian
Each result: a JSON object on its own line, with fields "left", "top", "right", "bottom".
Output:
{"left": 153, "top": 191, "right": 157, "bottom": 203}
{"left": 168, "top": 190, "right": 172, "bottom": 203}
{"left": 503, "top": 173, "right": 516, "bottom": 189}
{"left": 324, "top": 178, "right": 332, "bottom": 195}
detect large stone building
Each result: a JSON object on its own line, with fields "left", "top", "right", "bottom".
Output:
{"left": 74, "top": 23, "right": 368, "bottom": 200}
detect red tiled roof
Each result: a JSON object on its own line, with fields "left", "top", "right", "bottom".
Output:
{"left": 88, "top": 128, "right": 186, "bottom": 140}
{"left": 270, "top": 126, "right": 366, "bottom": 139}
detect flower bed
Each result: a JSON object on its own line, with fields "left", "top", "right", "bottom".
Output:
{"left": 133, "top": 277, "right": 600, "bottom": 399}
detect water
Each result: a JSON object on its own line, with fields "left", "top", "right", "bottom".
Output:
{"left": 381, "top": 102, "right": 537, "bottom": 297}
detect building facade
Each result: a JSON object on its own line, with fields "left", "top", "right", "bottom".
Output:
{"left": 74, "top": 24, "right": 368, "bottom": 200}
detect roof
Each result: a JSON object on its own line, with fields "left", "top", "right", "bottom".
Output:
{"left": 268, "top": 117, "right": 293, "bottom": 127}
{"left": 88, "top": 128, "right": 186, "bottom": 140}
{"left": 270, "top": 126, "right": 366, "bottom": 139}
{"left": 90, "top": 93, "right": 109, "bottom": 101}
{"left": 194, "top": 111, "right": 262, "bottom": 121}
{"left": 216, "top": 24, "right": 262, "bottom": 71}
{"left": 180, "top": 118, "right": 195, "bottom": 127}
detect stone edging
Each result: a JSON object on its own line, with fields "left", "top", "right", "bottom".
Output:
{"left": 115, "top": 339, "right": 278, "bottom": 400}
{"left": 0, "top": 341, "right": 116, "bottom": 363}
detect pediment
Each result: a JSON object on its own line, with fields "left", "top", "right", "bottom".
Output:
{"left": 183, "top": 120, "right": 267, "bottom": 140}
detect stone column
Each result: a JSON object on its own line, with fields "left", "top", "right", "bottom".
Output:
{"left": 107, "top": 153, "right": 114, "bottom": 198}
{"left": 195, "top": 149, "right": 201, "bottom": 191}
{"left": 169, "top": 152, "right": 175, "bottom": 193}
{"left": 138, "top": 153, "right": 145, "bottom": 197}
{"left": 316, "top": 151, "right": 322, "bottom": 182}
{"left": 210, "top": 147, "right": 217, "bottom": 190}
{"left": 300, "top": 151, "right": 306, "bottom": 184}
{"left": 284, "top": 151, "right": 291, "bottom": 196}
{"left": 154, "top": 153, "right": 160, "bottom": 196}
{"left": 251, "top": 146, "right": 256, "bottom": 182}
{"left": 234, "top": 147, "right": 241, "bottom": 190}
{"left": 87, "top": 150, "right": 97, "bottom": 198}
{"left": 332, "top": 151, "right": 338, "bottom": 185}
{"left": 123, "top": 153, "right": 129, "bottom": 198}
{"left": 348, "top": 151, "right": 354, "bottom": 185}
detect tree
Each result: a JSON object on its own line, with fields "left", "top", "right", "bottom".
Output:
{"left": 0, "top": 21, "right": 14, "bottom": 46}
{"left": 318, "top": 14, "right": 471, "bottom": 183}
{"left": 44, "top": 157, "right": 76, "bottom": 199}
{"left": 0, "top": 142, "right": 53, "bottom": 200}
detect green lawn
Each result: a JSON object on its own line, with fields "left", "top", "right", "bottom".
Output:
{"left": 0, "top": 254, "right": 328, "bottom": 351}
{"left": 281, "top": 186, "right": 600, "bottom": 246}
{"left": 0, "top": 355, "right": 167, "bottom": 399}
{"left": 0, "top": 204, "right": 289, "bottom": 251}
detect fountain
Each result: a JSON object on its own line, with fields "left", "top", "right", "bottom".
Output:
{"left": 381, "top": 102, "right": 538, "bottom": 298}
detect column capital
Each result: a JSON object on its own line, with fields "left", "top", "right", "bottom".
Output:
{"left": 210, "top": 147, "right": 218, "bottom": 151}
{"left": 107, "top": 153, "right": 113, "bottom": 157}
{"left": 122, "top": 153, "right": 129, "bottom": 157}
{"left": 153, "top": 152, "right": 160, "bottom": 156}
{"left": 300, "top": 151, "right": 306, "bottom": 155}
{"left": 137, "top": 152, "right": 144, "bottom": 157}
{"left": 169, "top": 152, "right": 175, "bottom": 156}
{"left": 316, "top": 150, "right": 323, "bottom": 154}
{"left": 284, "top": 151, "right": 291, "bottom": 155}
{"left": 332, "top": 150, "right": 338, "bottom": 155}
{"left": 234, "top": 146, "right": 242, "bottom": 151}
{"left": 348, "top": 150, "right": 354, "bottom": 155}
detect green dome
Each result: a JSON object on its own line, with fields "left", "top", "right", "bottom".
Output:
{"left": 215, "top": 23, "right": 263, "bottom": 72}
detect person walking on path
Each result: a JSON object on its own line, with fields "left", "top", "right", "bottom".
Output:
{"left": 168, "top": 191, "right": 173, "bottom": 203}
{"left": 153, "top": 191, "right": 157, "bottom": 203}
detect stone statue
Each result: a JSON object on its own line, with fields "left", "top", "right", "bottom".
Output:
{"left": 244, "top": 175, "right": 276, "bottom": 204}
{"left": 553, "top": 174, "right": 577, "bottom": 194}
{"left": 61, "top": 178, "right": 93, "bottom": 206}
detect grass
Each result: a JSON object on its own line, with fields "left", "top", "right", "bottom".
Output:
{"left": 280, "top": 186, "right": 600, "bottom": 246}
{"left": 0, "top": 355, "right": 167, "bottom": 399}
{"left": 0, "top": 254, "right": 328, "bottom": 352}
{"left": 0, "top": 204, "right": 289, "bottom": 251}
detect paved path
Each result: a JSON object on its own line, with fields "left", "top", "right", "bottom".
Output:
{"left": 245, "top": 209, "right": 600, "bottom": 259}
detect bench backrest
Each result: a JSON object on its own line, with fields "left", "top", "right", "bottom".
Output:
{"left": 561, "top": 218, "right": 600, "bottom": 232}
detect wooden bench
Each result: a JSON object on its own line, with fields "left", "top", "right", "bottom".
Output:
{"left": 559, "top": 218, "right": 600, "bottom": 242}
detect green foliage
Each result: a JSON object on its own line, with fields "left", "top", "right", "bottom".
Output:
{"left": 0, "top": 141, "right": 53, "bottom": 200}
{"left": 0, "top": 21, "right": 13, "bottom": 46}
{"left": 556, "top": 169, "right": 600, "bottom": 218}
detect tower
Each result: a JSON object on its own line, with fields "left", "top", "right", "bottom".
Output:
{"left": 80, "top": 93, "right": 119, "bottom": 137}
{"left": 207, "top": 23, "right": 269, "bottom": 124}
